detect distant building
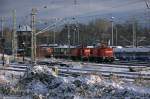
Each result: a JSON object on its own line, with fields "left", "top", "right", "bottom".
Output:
{"left": 17, "top": 25, "right": 31, "bottom": 49}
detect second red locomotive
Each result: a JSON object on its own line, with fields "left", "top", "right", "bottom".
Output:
{"left": 70, "top": 46, "right": 114, "bottom": 63}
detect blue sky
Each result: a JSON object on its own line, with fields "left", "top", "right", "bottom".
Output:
{"left": 0, "top": 0, "right": 148, "bottom": 25}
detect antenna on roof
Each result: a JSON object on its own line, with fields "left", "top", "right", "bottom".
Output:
{"left": 144, "top": 0, "right": 150, "bottom": 9}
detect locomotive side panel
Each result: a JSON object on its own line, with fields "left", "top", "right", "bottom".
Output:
{"left": 91, "top": 48, "right": 114, "bottom": 63}
{"left": 70, "top": 48, "right": 81, "bottom": 60}
{"left": 82, "top": 48, "right": 91, "bottom": 58}
{"left": 98, "top": 48, "right": 114, "bottom": 62}
{"left": 98, "top": 48, "right": 113, "bottom": 57}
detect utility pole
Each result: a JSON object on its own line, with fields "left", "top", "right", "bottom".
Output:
{"left": 12, "top": 10, "right": 17, "bottom": 62}
{"left": 53, "top": 29, "right": 56, "bottom": 45}
{"left": 115, "top": 27, "right": 118, "bottom": 46}
{"left": 73, "top": 27, "right": 76, "bottom": 45}
{"left": 1, "top": 17, "right": 4, "bottom": 37}
{"left": 53, "top": 18, "right": 59, "bottom": 57}
{"left": 1, "top": 17, "right": 5, "bottom": 66}
{"left": 31, "top": 8, "right": 36, "bottom": 66}
{"left": 72, "top": 18, "right": 80, "bottom": 45}
{"left": 53, "top": 18, "right": 57, "bottom": 46}
{"left": 77, "top": 25, "right": 80, "bottom": 45}
{"left": 132, "top": 18, "right": 136, "bottom": 47}
{"left": 53, "top": 23, "right": 56, "bottom": 57}
{"left": 67, "top": 22, "right": 71, "bottom": 57}
{"left": 22, "top": 42, "right": 25, "bottom": 62}
{"left": 111, "top": 17, "right": 114, "bottom": 46}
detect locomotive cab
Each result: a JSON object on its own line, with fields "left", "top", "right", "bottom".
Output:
{"left": 91, "top": 43, "right": 114, "bottom": 63}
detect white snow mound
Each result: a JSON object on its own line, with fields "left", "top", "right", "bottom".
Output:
{"left": 76, "top": 74, "right": 102, "bottom": 84}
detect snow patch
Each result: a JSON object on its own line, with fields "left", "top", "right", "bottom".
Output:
{"left": 16, "top": 65, "right": 150, "bottom": 98}
{"left": 26, "top": 80, "right": 48, "bottom": 95}
{"left": 0, "top": 75, "right": 10, "bottom": 85}
{"left": 75, "top": 74, "right": 102, "bottom": 84}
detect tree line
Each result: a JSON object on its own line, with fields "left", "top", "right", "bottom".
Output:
{"left": 37, "top": 18, "right": 150, "bottom": 47}
{"left": 0, "top": 18, "right": 150, "bottom": 50}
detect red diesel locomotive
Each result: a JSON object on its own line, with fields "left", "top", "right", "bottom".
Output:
{"left": 70, "top": 47, "right": 114, "bottom": 63}
{"left": 90, "top": 47, "right": 114, "bottom": 62}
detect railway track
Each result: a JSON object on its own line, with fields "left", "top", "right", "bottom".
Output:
{"left": 0, "top": 61, "right": 149, "bottom": 81}
{"left": 82, "top": 63, "right": 148, "bottom": 68}
{"left": 112, "top": 62, "right": 150, "bottom": 66}
{"left": 48, "top": 66, "right": 150, "bottom": 81}
{"left": 0, "top": 68, "right": 26, "bottom": 72}
{"left": 34, "top": 59, "right": 150, "bottom": 81}
{"left": 0, "top": 64, "right": 28, "bottom": 72}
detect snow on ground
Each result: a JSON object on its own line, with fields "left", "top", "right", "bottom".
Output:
{"left": 71, "top": 62, "right": 83, "bottom": 69}
{"left": 74, "top": 74, "right": 102, "bottom": 84}
{"left": 82, "top": 65, "right": 129, "bottom": 72}
{"left": 0, "top": 71, "right": 23, "bottom": 86}
{"left": 0, "top": 63, "right": 26, "bottom": 87}
{"left": 140, "top": 70, "right": 150, "bottom": 74}
{"left": 10, "top": 65, "right": 149, "bottom": 98}
{"left": 0, "top": 74, "right": 10, "bottom": 85}
{"left": 0, "top": 59, "right": 150, "bottom": 98}
{"left": 27, "top": 80, "right": 49, "bottom": 95}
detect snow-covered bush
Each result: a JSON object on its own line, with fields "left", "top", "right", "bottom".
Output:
{"left": 16, "top": 65, "right": 150, "bottom": 99}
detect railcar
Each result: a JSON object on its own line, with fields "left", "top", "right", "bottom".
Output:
{"left": 36, "top": 47, "right": 53, "bottom": 58}
{"left": 114, "top": 47, "right": 150, "bottom": 61}
{"left": 70, "top": 48, "right": 81, "bottom": 60}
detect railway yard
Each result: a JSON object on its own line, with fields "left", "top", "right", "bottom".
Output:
{"left": 1, "top": 0, "right": 150, "bottom": 99}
